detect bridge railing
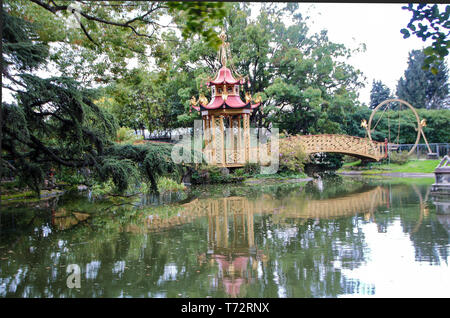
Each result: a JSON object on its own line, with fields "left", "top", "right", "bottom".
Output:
{"left": 299, "top": 134, "right": 387, "bottom": 161}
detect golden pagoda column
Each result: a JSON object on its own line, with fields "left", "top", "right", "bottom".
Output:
{"left": 238, "top": 115, "right": 242, "bottom": 164}
{"left": 202, "top": 116, "right": 207, "bottom": 163}
{"left": 211, "top": 114, "right": 216, "bottom": 165}
{"left": 231, "top": 115, "right": 236, "bottom": 164}
{"left": 220, "top": 115, "right": 226, "bottom": 165}
{"left": 243, "top": 113, "right": 250, "bottom": 162}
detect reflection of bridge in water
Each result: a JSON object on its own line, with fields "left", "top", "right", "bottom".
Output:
{"left": 144, "top": 186, "right": 390, "bottom": 231}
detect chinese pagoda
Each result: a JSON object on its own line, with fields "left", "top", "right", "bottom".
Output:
{"left": 190, "top": 30, "right": 262, "bottom": 167}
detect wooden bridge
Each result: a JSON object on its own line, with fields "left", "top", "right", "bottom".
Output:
{"left": 298, "top": 134, "right": 387, "bottom": 161}
{"left": 203, "top": 133, "right": 387, "bottom": 167}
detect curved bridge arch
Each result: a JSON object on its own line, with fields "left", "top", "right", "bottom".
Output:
{"left": 298, "top": 134, "right": 387, "bottom": 161}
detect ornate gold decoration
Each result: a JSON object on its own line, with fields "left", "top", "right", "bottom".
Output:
{"left": 361, "top": 119, "right": 368, "bottom": 128}
{"left": 222, "top": 92, "right": 228, "bottom": 101}
{"left": 190, "top": 96, "right": 198, "bottom": 107}
{"left": 420, "top": 119, "right": 427, "bottom": 127}
{"left": 245, "top": 92, "right": 252, "bottom": 103}
{"left": 199, "top": 94, "right": 208, "bottom": 106}
{"left": 218, "top": 29, "right": 230, "bottom": 67}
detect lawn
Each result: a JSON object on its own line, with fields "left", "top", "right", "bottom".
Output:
{"left": 339, "top": 159, "right": 440, "bottom": 174}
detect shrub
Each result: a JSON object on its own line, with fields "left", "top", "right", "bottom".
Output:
{"left": 157, "top": 177, "right": 186, "bottom": 192}
{"left": 243, "top": 162, "right": 260, "bottom": 175}
{"left": 278, "top": 135, "right": 308, "bottom": 174}
{"left": 115, "top": 127, "right": 143, "bottom": 144}
{"left": 191, "top": 165, "right": 244, "bottom": 184}
{"left": 389, "top": 150, "right": 410, "bottom": 165}
{"left": 343, "top": 155, "right": 359, "bottom": 163}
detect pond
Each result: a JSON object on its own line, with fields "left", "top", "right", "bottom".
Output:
{"left": 0, "top": 176, "right": 449, "bottom": 298}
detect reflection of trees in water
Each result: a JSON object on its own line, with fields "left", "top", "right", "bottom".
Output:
{"left": 250, "top": 215, "right": 370, "bottom": 297}
{"left": 304, "top": 175, "right": 379, "bottom": 201}
{"left": 369, "top": 183, "right": 449, "bottom": 265}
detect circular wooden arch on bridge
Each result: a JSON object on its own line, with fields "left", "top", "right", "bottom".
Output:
{"left": 367, "top": 98, "right": 422, "bottom": 156}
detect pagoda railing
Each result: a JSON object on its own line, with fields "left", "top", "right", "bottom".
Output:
{"left": 203, "top": 146, "right": 272, "bottom": 167}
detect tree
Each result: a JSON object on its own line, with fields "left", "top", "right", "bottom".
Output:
{"left": 179, "top": 3, "right": 365, "bottom": 136}
{"left": 400, "top": 3, "right": 450, "bottom": 74}
{"left": 369, "top": 80, "right": 393, "bottom": 109}
{"left": 1, "top": 11, "right": 181, "bottom": 196}
{"left": 4, "top": 0, "right": 227, "bottom": 85}
{"left": 396, "top": 49, "right": 449, "bottom": 109}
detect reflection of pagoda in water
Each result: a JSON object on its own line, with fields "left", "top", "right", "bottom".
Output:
{"left": 202, "top": 197, "right": 264, "bottom": 297}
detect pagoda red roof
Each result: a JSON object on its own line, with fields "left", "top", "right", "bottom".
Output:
{"left": 191, "top": 96, "right": 260, "bottom": 112}
{"left": 197, "top": 95, "right": 260, "bottom": 111}
{"left": 208, "top": 67, "right": 244, "bottom": 85}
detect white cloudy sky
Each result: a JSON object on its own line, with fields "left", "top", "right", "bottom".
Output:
{"left": 279, "top": 3, "right": 449, "bottom": 105}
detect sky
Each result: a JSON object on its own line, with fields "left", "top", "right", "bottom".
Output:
{"left": 281, "top": 3, "right": 448, "bottom": 105}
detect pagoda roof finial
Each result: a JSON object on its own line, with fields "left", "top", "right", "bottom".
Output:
{"left": 218, "top": 28, "right": 229, "bottom": 67}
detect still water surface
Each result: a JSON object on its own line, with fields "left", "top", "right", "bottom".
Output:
{"left": 0, "top": 176, "right": 449, "bottom": 297}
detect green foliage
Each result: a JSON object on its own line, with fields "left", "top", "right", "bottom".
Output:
{"left": 115, "top": 127, "right": 143, "bottom": 144}
{"left": 400, "top": 4, "right": 449, "bottom": 74}
{"left": 305, "top": 153, "right": 344, "bottom": 175}
{"left": 166, "top": 2, "right": 227, "bottom": 49}
{"left": 97, "top": 158, "right": 140, "bottom": 193}
{"left": 1, "top": 10, "right": 49, "bottom": 72}
{"left": 343, "top": 155, "right": 360, "bottom": 163}
{"left": 157, "top": 177, "right": 186, "bottom": 193}
{"left": 367, "top": 109, "right": 450, "bottom": 144}
{"left": 396, "top": 49, "right": 448, "bottom": 110}
{"left": 191, "top": 165, "right": 244, "bottom": 185}
{"left": 243, "top": 162, "right": 260, "bottom": 175}
{"left": 5, "top": 0, "right": 228, "bottom": 85}
{"left": 278, "top": 135, "right": 308, "bottom": 174}
{"left": 1, "top": 11, "right": 184, "bottom": 195}
{"left": 54, "top": 167, "right": 86, "bottom": 186}
{"left": 105, "top": 142, "right": 182, "bottom": 192}
{"left": 370, "top": 80, "right": 393, "bottom": 109}
{"left": 171, "top": 3, "right": 365, "bottom": 136}
{"left": 389, "top": 151, "right": 410, "bottom": 165}
{"left": 90, "top": 180, "right": 115, "bottom": 199}
{"left": 233, "top": 168, "right": 246, "bottom": 177}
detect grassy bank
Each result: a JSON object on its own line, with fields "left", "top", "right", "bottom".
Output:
{"left": 339, "top": 159, "right": 440, "bottom": 174}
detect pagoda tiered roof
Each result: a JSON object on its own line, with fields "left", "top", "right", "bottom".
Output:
{"left": 190, "top": 30, "right": 262, "bottom": 113}
{"left": 208, "top": 67, "right": 245, "bottom": 85}
{"left": 199, "top": 95, "right": 260, "bottom": 111}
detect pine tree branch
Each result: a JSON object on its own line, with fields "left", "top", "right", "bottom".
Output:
{"left": 28, "top": 0, "right": 166, "bottom": 40}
